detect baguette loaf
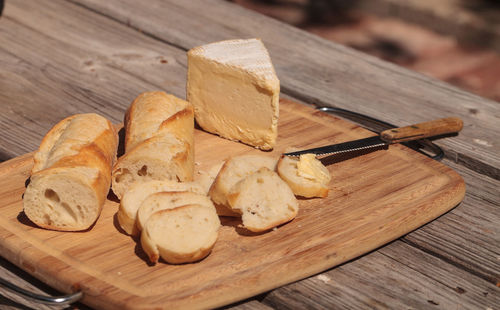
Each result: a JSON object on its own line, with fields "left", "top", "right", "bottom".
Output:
{"left": 112, "top": 91, "right": 194, "bottom": 199}
{"left": 277, "top": 154, "right": 331, "bottom": 198}
{"left": 117, "top": 179, "right": 205, "bottom": 235}
{"left": 227, "top": 167, "right": 298, "bottom": 232}
{"left": 141, "top": 204, "right": 220, "bottom": 264}
{"left": 136, "top": 191, "right": 214, "bottom": 232}
{"left": 23, "top": 113, "right": 118, "bottom": 231}
{"left": 209, "top": 155, "right": 277, "bottom": 216}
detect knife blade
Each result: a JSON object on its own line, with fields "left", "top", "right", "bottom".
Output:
{"left": 283, "top": 117, "right": 463, "bottom": 157}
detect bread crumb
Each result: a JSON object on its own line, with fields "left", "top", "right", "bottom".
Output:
{"left": 117, "top": 271, "right": 122, "bottom": 276}
{"left": 316, "top": 274, "right": 331, "bottom": 284}
{"left": 195, "top": 161, "right": 201, "bottom": 166}
{"left": 272, "top": 227, "right": 277, "bottom": 231}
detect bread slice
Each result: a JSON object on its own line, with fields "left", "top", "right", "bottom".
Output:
{"left": 136, "top": 191, "right": 214, "bottom": 232}
{"left": 117, "top": 179, "right": 205, "bottom": 235}
{"left": 227, "top": 167, "right": 299, "bottom": 232}
{"left": 112, "top": 91, "right": 194, "bottom": 199}
{"left": 209, "top": 155, "right": 277, "bottom": 216}
{"left": 112, "top": 132, "right": 193, "bottom": 200}
{"left": 23, "top": 113, "right": 118, "bottom": 231}
{"left": 140, "top": 204, "right": 220, "bottom": 264}
{"left": 194, "top": 161, "right": 224, "bottom": 195}
{"left": 277, "top": 154, "right": 331, "bottom": 198}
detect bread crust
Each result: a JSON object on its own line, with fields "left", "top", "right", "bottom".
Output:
{"left": 23, "top": 113, "right": 118, "bottom": 231}
{"left": 112, "top": 91, "right": 194, "bottom": 199}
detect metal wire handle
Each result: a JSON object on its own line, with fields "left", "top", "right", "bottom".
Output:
{"left": 0, "top": 276, "right": 82, "bottom": 306}
{"left": 316, "top": 106, "right": 444, "bottom": 161}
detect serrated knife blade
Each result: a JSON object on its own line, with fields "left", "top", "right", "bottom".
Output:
{"left": 284, "top": 117, "right": 463, "bottom": 157}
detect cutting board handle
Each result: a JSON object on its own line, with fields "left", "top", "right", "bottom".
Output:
{"left": 380, "top": 117, "right": 463, "bottom": 143}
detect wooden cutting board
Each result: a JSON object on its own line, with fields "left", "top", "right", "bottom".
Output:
{"left": 0, "top": 99, "right": 465, "bottom": 310}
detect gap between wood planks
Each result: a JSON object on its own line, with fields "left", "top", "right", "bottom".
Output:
{"left": 66, "top": 0, "right": 500, "bottom": 182}
{"left": 0, "top": 1, "right": 497, "bottom": 308}
{"left": 67, "top": 0, "right": 499, "bottom": 289}
{"left": 23, "top": 0, "right": 488, "bottom": 271}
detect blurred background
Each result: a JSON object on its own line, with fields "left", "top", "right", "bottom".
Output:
{"left": 230, "top": 0, "right": 500, "bottom": 102}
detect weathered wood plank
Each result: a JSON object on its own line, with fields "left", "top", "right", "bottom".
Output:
{"left": 353, "top": 0, "right": 500, "bottom": 52}
{"left": 261, "top": 240, "right": 499, "bottom": 309}
{"left": 0, "top": 257, "right": 91, "bottom": 310}
{"left": 0, "top": 0, "right": 188, "bottom": 160}
{"left": 226, "top": 299, "right": 274, "bottom": 310}
{"left": 0, "top": 0, "right": 497, "bottom": 309}
{"left": 70, "top": 0, "right": 500, "bottom": 180}
{"left": 403, "top": 158, "right": 500, "bottom": 285}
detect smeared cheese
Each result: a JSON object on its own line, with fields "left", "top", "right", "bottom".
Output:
{"left": 187, "top": 39, "right": 280, "bottom": 150}
{"left": 297, "top": 154, "right": 331, "bottom": 184}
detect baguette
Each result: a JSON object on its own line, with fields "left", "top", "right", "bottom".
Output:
{"left": 111, "top": 91, "right": 194, "bottom": 199}
{"left": 117, "top": 179, "right": 205, "bottom": 235}
{"left": 23, "top": 113, "right": 118, "bottom": 231}
{"left": 209, "top": 155, "right": 277, "bottom": 216}
{"left": 194, "top": 161, "right": 224, "bottom": 195}
{"left": 227, "top": 167, "right": 298, "bottom": 232}
{"left": 277, "top": 154, "right": 331, "bottom": 198}
{"left": 141, "top": 204, "right": 220, "bottom": 264}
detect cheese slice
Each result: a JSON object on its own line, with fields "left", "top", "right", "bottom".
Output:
{"left": 187, "top": 38, "right": 280, "bottom": 150}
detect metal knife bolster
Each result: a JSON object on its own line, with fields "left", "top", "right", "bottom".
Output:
{"left": 283, "top": 136, "right": 387, "bottom": 157}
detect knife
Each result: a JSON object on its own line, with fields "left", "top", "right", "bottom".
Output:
{"left": 283, "top": 117, "right": 463, "bottom": 157}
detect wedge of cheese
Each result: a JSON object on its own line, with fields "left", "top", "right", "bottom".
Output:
{"left": 187, "top": 38, "right": 280, "bottom": 150}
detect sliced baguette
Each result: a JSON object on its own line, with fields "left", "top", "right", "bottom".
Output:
{"left": 136, "top": 191, "right": 214, "bottom": 232}
{"left": 23, "top": 113, "right": 118, "bottom": 231}
{"left": 141, "top": 204, "right": 220, "bottom": 264}
{"left": 194, "top": 161, "right": 224, "bottom": 195}
{"left": 227, "top": 167, "right": 299, "bottom": 232}
{"left": 112, "top": 91, "right": 194, "bottom": 199}
{"left": 117, "top": 179, "right": 205, "bottom": 235}
{"left": 277, "top": 154, "right": 331, "bottom": 198}
{"left": 209, "top": 155, "right": 277, "bottom": 216}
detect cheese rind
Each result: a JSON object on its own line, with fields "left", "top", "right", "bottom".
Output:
{"left": 187, "top": 39, "right": 280, "bottom": 150}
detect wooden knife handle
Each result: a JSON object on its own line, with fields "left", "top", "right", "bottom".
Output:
{"left": 380, "top": 117, "right": 463, "bottom": 143}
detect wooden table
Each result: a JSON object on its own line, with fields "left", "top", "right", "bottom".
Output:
{"left": 0, "top": 0, "right": 498, "bottom": 309}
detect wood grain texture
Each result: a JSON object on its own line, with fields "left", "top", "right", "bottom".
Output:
{"left": 0, "top": 0, "right": 188, "bottom": 160}
{"left": 380, "top": 117, "right": 463, "bottom": 143}
{"left": 0, "top": 1, "right": 495, "bottom": 309}
{"left": 352, "top": 0, "right": 500, "bottom": 52}
{"left": 403, "top": 158, "right": 500, "bottom": 285}
{"left": 262, "top": 240, "right": 499, "bottom": 309}
{"left": 0, "top": 100, "right": 465, "bottom": 309}
{"left": 70, "top": 0, "right": 500, "bottom": 180}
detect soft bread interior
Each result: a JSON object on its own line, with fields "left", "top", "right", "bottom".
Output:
{"left": 136, "top": 191, "right": 214, "bottom": 231}
{"left": 227, "top": 167, "right": 298, "bottom": 232}
{"left": 23, "top": 168, "right": 100, "bottom": 231}
{"left": 118, "top": 180, "right": 205, "bottom": 235}
{"left": 209, "top": 155, "right": 277, "bottom": 216}
{"left": 140, "top": 204, "right": 220, "bottom": 264}
{"left": 112, "top": 132, "right": 193, "bottom": 199}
